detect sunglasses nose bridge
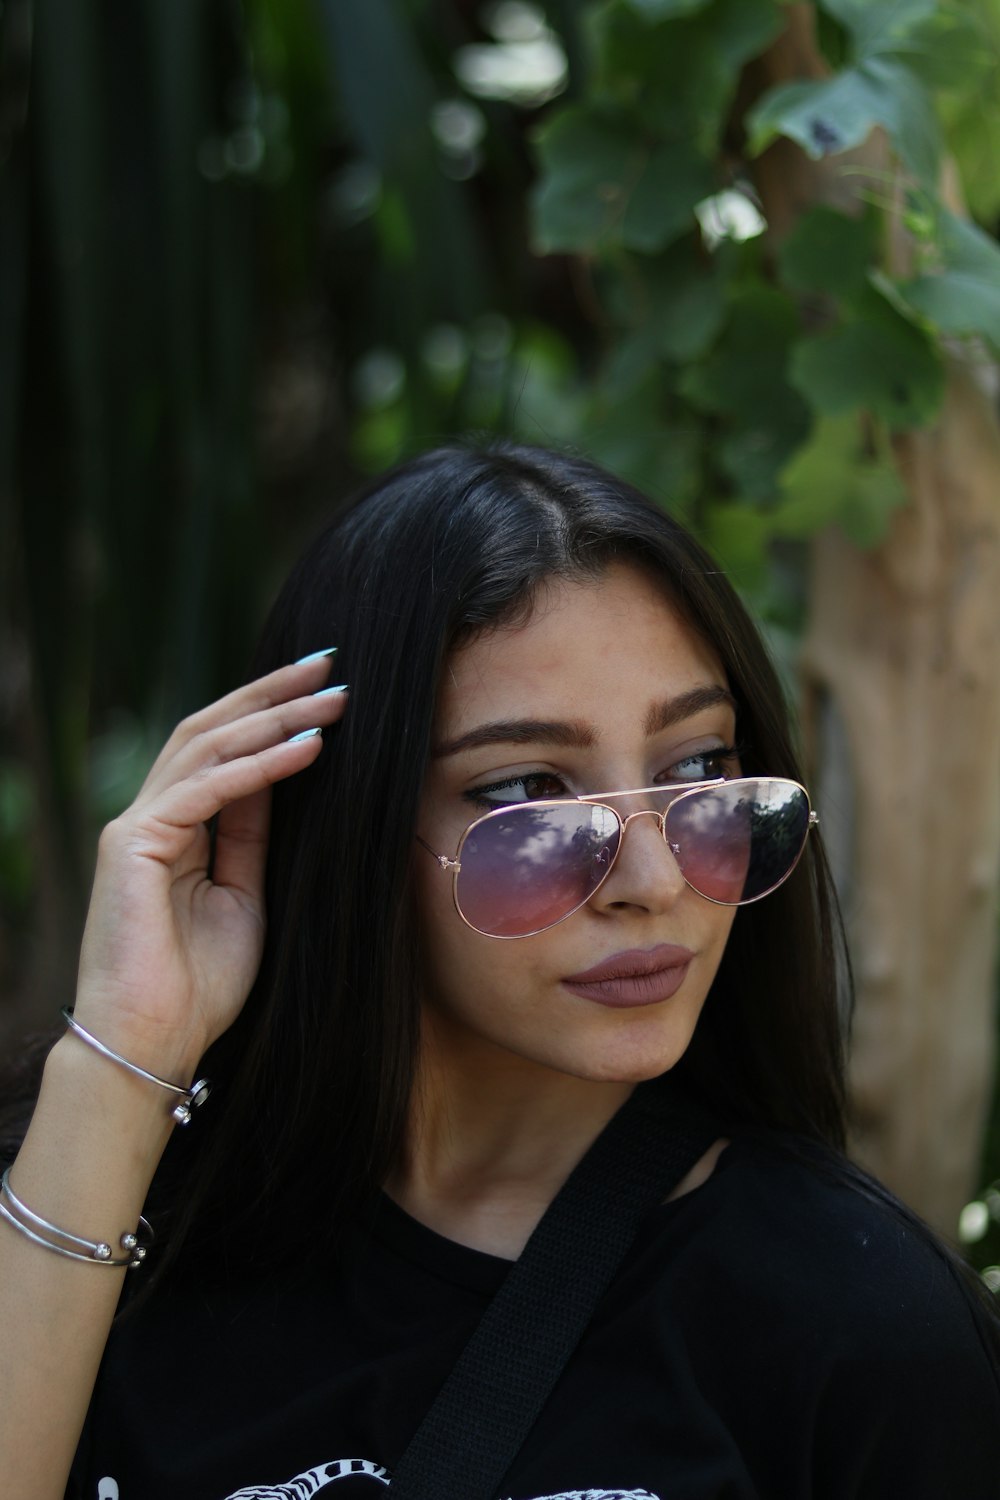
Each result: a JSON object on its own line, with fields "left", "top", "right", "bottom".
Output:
{"left": 612, "top": 805, "right": 681, "bottom": 867}
{"left": 581, "top": 802, "right": 688, "bottom": 914}
{"left": 617, "top": 806, "right": 668, "bottom": 838}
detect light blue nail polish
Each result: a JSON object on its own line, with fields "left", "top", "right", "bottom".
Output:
{"left": 314, "top": 683, "right": 349, "bottom": 698}
{"left": 295, "top": 646, "right": 337, "bottom": 665}
{"left": 289, "top": 727, "right": 323, "bottom": 743}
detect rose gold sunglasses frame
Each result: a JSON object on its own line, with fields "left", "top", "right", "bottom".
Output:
{"left": 416, "top": 776, "right": 819, "bottom": 940}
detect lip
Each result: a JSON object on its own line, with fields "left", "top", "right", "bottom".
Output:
{"left": 561, "top": 943, "right": 695, "bottom": 1009}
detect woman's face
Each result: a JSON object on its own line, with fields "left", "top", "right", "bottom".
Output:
{"left": 413, "top": 562, "right": 740, "bottom": 1086}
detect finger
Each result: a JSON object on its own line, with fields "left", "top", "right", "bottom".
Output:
{"left": 138, "top": 684, "right": 348, "bottom": 805}
{"left": 122, "top": 732, "right": 328, "bottom": 870}
{"left": 140, "top": 652, "right": 340, "bottom": 790}
{"left": 211, "top": 783, "right": 272, "bottom": 906}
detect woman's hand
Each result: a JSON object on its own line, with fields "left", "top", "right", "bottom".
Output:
{"left": 0, "top": 661, "right": 348, "bottom": 1500}
{"left": 72, "top": 653, "right": 347, "bottom": 1081}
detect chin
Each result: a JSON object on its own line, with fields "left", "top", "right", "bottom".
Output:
{"left": 543, "top": 1039, "right": 692, "bottom": 1087}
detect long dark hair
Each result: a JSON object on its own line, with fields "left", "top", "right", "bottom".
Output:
{"left": 152, "top": 440, "right": 850, "bottom": 1275}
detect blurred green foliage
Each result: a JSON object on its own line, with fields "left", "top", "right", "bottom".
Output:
{"left": 1, "top": 0, "right": 999, "bottom": 1272}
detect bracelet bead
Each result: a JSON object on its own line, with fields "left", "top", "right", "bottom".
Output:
{"left": 0, "top": 1169, "right": 153, "bottom": 1270}
{"left": 61, "top": 1008, "right": 211, "bottom": 1125}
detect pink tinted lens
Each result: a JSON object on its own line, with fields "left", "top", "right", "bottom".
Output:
{"left": 664, "top": 779, "right": 809, "bottom": 903}
{"left": 457, "top": 803, "right": 622, "bottom": 937}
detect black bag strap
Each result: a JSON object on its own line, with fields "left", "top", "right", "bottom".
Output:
{"left": 388, "top": 1077, "right": 720, "bottom": 1500}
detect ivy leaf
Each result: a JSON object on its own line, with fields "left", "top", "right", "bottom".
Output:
{"left": 591, "top": 0, "right": 780, "bottom": 151}
{"left": 681, "top": 283, "right": 800, "bottom": 421}
{"left": 861, "top": 56, "right": 940, "bottom": 184}
{"left": 605, "top": 237, "right": 727, "bottom": 367}
{"left": 718, "top": 416, "right": 812, "bottom": 501}
{"left": 895, "top": 210, "right": 1000, "bottom": 353}
{"left": 644, "top": 238, "right": 727, "bottom": 361}
{"left": 819, "top": 0, "right": 937, "bottom": 58}
{"left": 600, "top": 329, "right": 662, "bottom": 396}
{"left": 701, "top": 0, "right": 782, "bottom": 69}
{"left": 681, "top": 283, "right": 811, "bottom": 495}
{"left": 531, "top": 106, "right": 710, "bottom": 255}
{"left": 778, "top": 203, "right": 879, "bottom": 301}
{"left": 586, "top": 375, "right": 703, "bottom": 514}
{"left": 531, "top": 107, "right": 638, "bottom": 253}
{"left": 621, "top": 142, "right": 715, "bottom": 252}
{"left": 790, "top": 285, "right": 944, "bottom": 427}
{"left": 746, "top": 56, "right": 941, "bottom": 185}
{"left": 771, "top": 413, "right": 908, "bottom": 547}
{"left": 702, "top": 503, "right": 772, "bottom": 593}
{"left": 508, "top": 325, "right": 587, "bottom": 443}
{"left": 624, "top": 0, "right": 712, "bottom": 16}
{"left": 890, "top": 7, "right": 994, "bottom": 91}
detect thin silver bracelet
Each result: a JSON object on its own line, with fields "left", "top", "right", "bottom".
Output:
{"left": 61, "top": 1007, "right": 211, "bottom": 1125}
{"left": 0, "top": 1168, "right": 152, "bottom": 1269}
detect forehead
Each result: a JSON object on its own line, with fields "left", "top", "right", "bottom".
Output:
{"left": 437, "top": 563, "right": 729, "bottom": 734}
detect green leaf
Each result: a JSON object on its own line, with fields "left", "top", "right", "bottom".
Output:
{"left": 790, "top": 286, "right": 944, "bottom": 427}
{"left": 531, "top": 107, "right": 637, "bottom": 253}
{"left": 896, "top": 210, "right": 1000, "bottom": 353}
{"left": 375, "top": 187, "right": 417, "bottom": 263}
{"left": 891, "top": 6, "right": 994, "bottom": 90}
{"left": 746, "top": 56, "right": 941, "bottom": 185}
{"left": 863, "top": 55, "right": 941, "bottom": 182}
{"left": 702, "top": 0, "right": 782, "bottom": 68}
{"left": 319, "top": 0, "right": 485, "bottom": 320}
{"left": 608, "top": 238, "right": 727, "bottom": 362}
{"left": 624, "top": 0, "right": 712, "bottom": 16}
{"left": 590, "top": 0, "right": 781, "bottom": 150}
{"left": 772, "top": 413, "right": 908, "bottom": 546}
{"left": 931, "top": 6, "right": 1000, "bottom": 220}
{"left": 680, "top": 283, "right": 800, "bottom": 422}
{"left": 601, "top": 328, "right": 663, "bottom": 395}
{"left": 718, "top": 416, "right": 812, "bottom": 501}
{"left": 531, "top": 107, "right": 711, "bottom": 255}
{"left": 680, "top": 283, "right": 812, "bottom": 496}
{"left": 586, "top": 375, "right": 704, "bottom": 514}
{"left": 819, "top": 0, "right": 937, "bottom": 58}
{"left": 645, "top": 239, "right": 727, "bottom": 360}
{"left": 620, "top": 141, "right": 715, "bottom": 252}
{"left": 778, "top": 204, "right": 879, "bottom": 300}
{"left": 507, "top": 324, "right": 587, "bottom": 443}
{"left": 702, "top": 503, "right": 772, "bottom": 593}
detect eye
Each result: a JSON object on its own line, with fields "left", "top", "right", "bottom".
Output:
{"left": 466, "top": 771, "right": 568, "bottom": 810}
{"left": 661, "top": 745, "right": 741, "bottom": 784}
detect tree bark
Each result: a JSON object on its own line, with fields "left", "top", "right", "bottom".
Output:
{"left": 746, "top": 6, "right": 1000, "bottom": 1232}
{"left": 801, "top": 369, "right": 1000, "bottom": 1231}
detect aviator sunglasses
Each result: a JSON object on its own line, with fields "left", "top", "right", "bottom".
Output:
{"left": 417, "top": 777, "right": 817, "bottom": 939}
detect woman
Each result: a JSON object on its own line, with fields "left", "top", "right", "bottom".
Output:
{"left": 1, "top": 443, "right": 998, "bottom": 1500}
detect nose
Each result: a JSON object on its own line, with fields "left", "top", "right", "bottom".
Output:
{"left": 590, "top": 806, "right": 687, "bottom": 913}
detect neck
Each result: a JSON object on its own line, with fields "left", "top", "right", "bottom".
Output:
{"left": 384, "top": 1011, "right": 634, "bottom": 1258}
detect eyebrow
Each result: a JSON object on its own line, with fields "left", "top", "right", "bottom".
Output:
{"left": 644, "top": 684, "right": 737, "bottom": 737}
{"left": 433, "top": 684, "right": 737, "bottom": 759}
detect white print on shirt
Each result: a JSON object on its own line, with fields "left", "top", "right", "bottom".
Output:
{"left": 97, "top": 1463, "right": 660, "bottom": 1500}
{"left": 223, "top": 1458, "right": 390, "bottom": 1497}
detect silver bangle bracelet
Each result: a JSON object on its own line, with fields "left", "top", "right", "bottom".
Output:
{"left": 0, "top": 1169, "right": 152, "bottom": 1269}
{"left": 61, "top": 1007, "right": 211, "bottom": 1125}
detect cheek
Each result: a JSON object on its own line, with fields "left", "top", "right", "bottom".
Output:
{"left": 412, "top": 851, "right": 542, "bottom": 1020}
{"left": 706, "top": 906, "right": 739, "bottom": 980}
{"left": 412, "top": 851, "right": 482, "bottom": 994}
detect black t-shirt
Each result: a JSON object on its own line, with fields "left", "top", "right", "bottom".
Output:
{"left": 68, "top": 1135, "right": 1000, "bottom": 1500}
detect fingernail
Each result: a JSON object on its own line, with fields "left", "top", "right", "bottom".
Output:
{"left": 289, "top": 727, "right": 323, "bottom": 743}
{"left": 314, "top": 683, "right": 349, "bottom": 698}
{"left": 295, "top": 646, "right": 337, "bottom": 665}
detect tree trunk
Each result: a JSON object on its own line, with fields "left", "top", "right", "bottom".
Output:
{"left": 746, "top": 6, "right": 1000, "bottom": 1232}
{"left": 801, "top": 368, "right": 1000, "bottom": 1232}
